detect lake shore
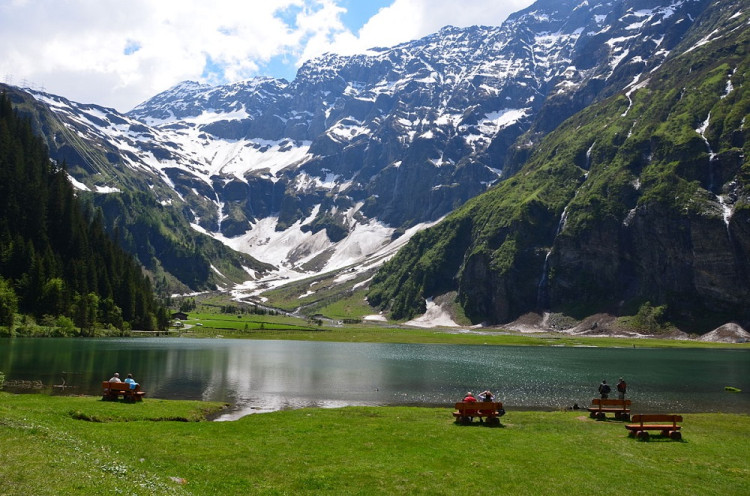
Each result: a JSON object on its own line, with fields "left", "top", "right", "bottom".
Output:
{"left": 0, "top": 392, "right": 747, "bottom": 495}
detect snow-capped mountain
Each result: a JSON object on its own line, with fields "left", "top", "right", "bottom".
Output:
{"left": 9, "top": 0, "right": 716, "bottom": 294}
{"left": 369, "top": 0, "right": 750, "bottom": 331}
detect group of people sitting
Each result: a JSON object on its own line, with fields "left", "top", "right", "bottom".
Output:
{"left": 108, "top": 372, "right": 139, "bottom": 390}
{"left": 462, "top": 390, "right": 495, "bottom": 403}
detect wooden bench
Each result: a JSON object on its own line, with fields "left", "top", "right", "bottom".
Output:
{"left": 587, "top": 398, "right": 631, "bottom": 420}
{"left": 625, "top": 414, "right": 682, "bottom": 440}
{"left": 452, "top": 402, "right": 505, "bottom": 426}
{"left": 101, "top": 381, "right": 146, "bottom": 402}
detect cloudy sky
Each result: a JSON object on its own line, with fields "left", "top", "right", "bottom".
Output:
{"left": 0, "top": 0, "right": 535, "bottom": 112}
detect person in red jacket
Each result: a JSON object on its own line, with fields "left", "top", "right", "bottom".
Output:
{"left": 616, "top": 378, "right": 627, "bottom": 399}
{"left": 463, "top": 392, "right": 477, "bottom": 402}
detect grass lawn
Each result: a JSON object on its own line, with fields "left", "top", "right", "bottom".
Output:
{"left": 181, "top": 312, "right": 320, "bottom": 332}
{"left": 0, "top": 393, "right": 747, "bottom": 495}
{"left": 178, "top": 321, "right": 748, "bottom": 349}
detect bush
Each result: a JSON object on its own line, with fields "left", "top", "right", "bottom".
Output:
{"left": 632, "top": 302, "right": 669, "bottom": 332}
{"left": 55, "top": 316, "right": 78, "bottom": 336}
{"left": 0, "top": 277, "right": 18, "bottom": 327}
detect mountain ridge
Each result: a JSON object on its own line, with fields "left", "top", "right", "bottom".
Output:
{"left": 3, "top": 0, "right": 747, "bottom": 335}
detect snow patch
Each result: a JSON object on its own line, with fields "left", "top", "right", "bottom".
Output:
{"left": 404, "top": 298, "right": 459, "bottom": 328}
{"left": 67, "top": 174, "right": 90, "bottom": 191}
{"left": 480, "top": 109, "right": 529, "bottom": 134}
{"left": 95, "top": 185, "right": 121, "bottom": 194}
{"left": 363, "top": 314, "right": 388, "bottom": 322}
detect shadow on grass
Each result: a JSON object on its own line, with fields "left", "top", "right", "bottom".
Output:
{"left": 452, "top": 421, "right": 506, "bottom": 428}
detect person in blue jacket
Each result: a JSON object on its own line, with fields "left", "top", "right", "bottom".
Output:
{"left": 124, "top": 373, "right": 139, "bottom": 390}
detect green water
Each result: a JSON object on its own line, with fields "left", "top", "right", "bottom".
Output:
{"left": 0, "top": 338, "right": 747, "bottom": 419}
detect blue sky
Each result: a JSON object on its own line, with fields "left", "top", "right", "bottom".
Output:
{"left": 260, "top": 0, "right": 393, "bottom": 81}
{"left": 0, "top": 0, "right": 535, "bottom": 111}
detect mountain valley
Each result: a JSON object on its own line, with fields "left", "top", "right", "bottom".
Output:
{"left": 2, "top": 0, "right": 748, "bottom": 336}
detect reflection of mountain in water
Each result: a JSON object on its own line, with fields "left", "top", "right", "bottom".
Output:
{"left": 1, "top": 339, "right": 747, "bottom": 418}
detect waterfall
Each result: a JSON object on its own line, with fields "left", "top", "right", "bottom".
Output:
{"left": 718, "top": 195, "right": 733, "bottom": 235}
{"left": 585, "top": 142, "right": 595, "bottom": 170}
{"left": 695, "top": 113, "right": 733, "bottom": 230}
{"left": 536, "top": 251, "right": 553, "bottom": 309}
{"left": 696, "top": 112, "right": 717, "bottom": 191}
{"left": 216, "top": 199, "right": 227, "bottom": 234}
{"left": 537, "top": 207, "right": 568, "bottom": 309}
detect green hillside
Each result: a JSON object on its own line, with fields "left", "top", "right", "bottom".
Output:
{"left": 369, "top": 3, "right": 750, "bottom": 333}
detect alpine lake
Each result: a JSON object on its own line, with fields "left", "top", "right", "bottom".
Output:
{"left": 0, "top": 337, "right": 747, "bottom": 420}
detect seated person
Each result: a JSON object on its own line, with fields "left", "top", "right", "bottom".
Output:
{"left": 108, "top": 373, "right": 121, "bottom": 383}
{"left": 123, "top": 373, "right": 139, "bottom": 390}
{"left": 463, "top": 392, "right": 477, "bottom": 403}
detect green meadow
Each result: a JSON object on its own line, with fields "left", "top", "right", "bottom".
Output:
{"left": 179, "top": 320, "right": 747, "bottom": 348}
{"left": 0, "top": 393, "right": 747, "bottom": 495}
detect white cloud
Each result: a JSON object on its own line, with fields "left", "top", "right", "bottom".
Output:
{"left": 314, "top": 0, "right": 535, "bottom": 58}
{"left": 0, "top": 0, "right": 534, "bottom": 112}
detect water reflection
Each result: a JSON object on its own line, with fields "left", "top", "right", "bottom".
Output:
{"left": 0, "top": 338, "right": 747, "bottom": 419}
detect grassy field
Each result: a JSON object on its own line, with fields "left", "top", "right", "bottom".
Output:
{"left": 181, "top": 312, "right": 321, "bottom": 332}
{"left": 0, "top": 393, "right": 747, "bottom": 495}
{"left": 169, "top": 294, "right": 750, "bottom": 349}
{"left": 177, "top": 321, "right": 749, "bottom": 349}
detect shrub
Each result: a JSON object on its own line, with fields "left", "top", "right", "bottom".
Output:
{"left": 55, "top": 316, "right": 78, "bottom": 336}
{"left": 0, "top": 277, "right": 18, "bottom": 327}
{"left": 632, "top": 302, "right": 669, "bottom": 332}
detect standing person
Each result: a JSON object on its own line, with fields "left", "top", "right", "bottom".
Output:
{"left": 616, "top": 378, "right": 627, "bottom": 399}
{"left": 598, "top": 379, "right": 611, "bottom": 399}
{"left": 108, "top": 373, "right": 121, "bottom": 383}
{"left": 124, "top": 373, "right": 139, "bottom": 390}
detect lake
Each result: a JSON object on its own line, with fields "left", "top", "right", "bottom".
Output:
{"left": 0, "top": 338, "right": 747, "bottom": 420}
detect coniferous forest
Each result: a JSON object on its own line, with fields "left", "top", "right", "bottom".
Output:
{"left": 0, "top": 93, "right": 168, "bottom": 334}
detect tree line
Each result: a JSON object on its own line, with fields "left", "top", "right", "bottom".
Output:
{"left": 0, "top": 93, "right": 168, "bottom": 334}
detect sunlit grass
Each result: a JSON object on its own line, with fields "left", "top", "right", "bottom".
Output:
{"left": 179, "top": 320, "right": 748, "bottom": 349}
{"left": 0, "top": 393, "right": 747, "bottom": 495}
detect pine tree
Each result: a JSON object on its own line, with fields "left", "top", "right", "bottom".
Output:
{"left": 0, "top": 92, "right": 166, "bottom": 331}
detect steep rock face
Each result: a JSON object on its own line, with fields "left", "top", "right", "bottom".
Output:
{"left": 370, "top": 0, "right": 750, "bottom": 332}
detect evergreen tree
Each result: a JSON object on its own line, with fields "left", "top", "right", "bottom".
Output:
{"left": 0, "top": 92, "right": 166, "bottom": 331}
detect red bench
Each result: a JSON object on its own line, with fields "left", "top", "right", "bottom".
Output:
{"left": 101, "top": 381, "right": 146, "bottom": 403}
{"left": 625, "top": 414, "right": 682, "bottom": 440}
{"left": 452, "top": 402, "right": 505, "bottom": 426}
{"left": 587, "top": 398, "right": 631, "bottom": 420}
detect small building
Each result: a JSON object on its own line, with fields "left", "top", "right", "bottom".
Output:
{"left": 171, "top": 312, "right": 188, "bottom": 321}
